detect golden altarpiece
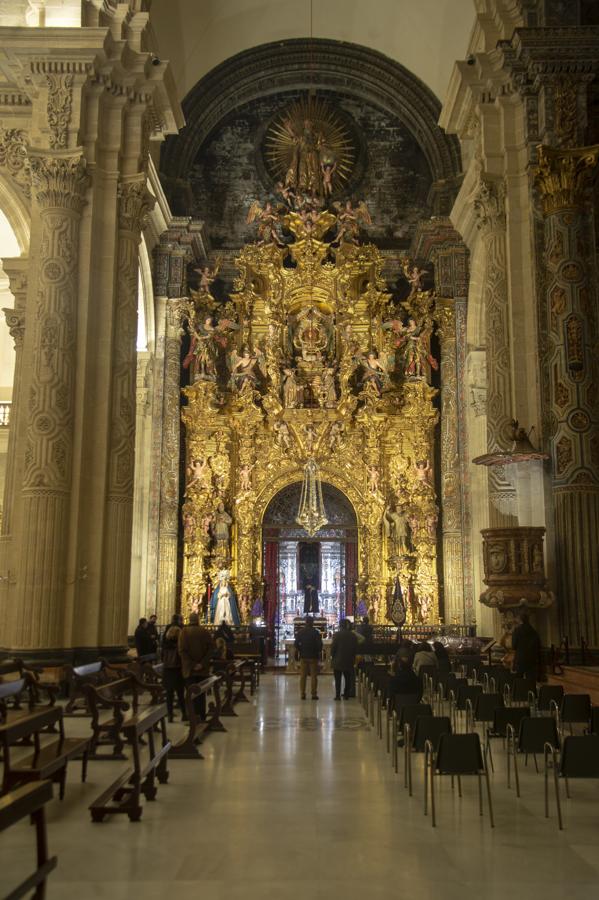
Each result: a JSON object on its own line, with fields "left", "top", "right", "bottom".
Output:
{"left": 176, "top": 197, "right": 442, "bottom": 625}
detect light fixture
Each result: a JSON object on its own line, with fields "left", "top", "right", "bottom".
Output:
{"left": 296, "top": 458, "right": 328, "bottom": 536}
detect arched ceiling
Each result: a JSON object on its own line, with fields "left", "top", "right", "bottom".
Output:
{"left": 150, "top": 0, "right": 474, "bottom": 105}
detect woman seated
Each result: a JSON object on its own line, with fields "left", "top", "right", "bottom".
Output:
{"left": 388, "top": 654, "right": 422, "bottom": 701}
{"left": 412, "top": 641, "right": 439, "bottom": 675}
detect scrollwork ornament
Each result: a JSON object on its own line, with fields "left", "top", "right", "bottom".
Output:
{"left": 0, "top": 128, "right": 31, "bottom": 196}
{"left": 46, "top": 73, "right": 74, "bottom": 150}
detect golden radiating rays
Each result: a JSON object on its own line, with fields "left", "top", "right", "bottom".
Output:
{"left": 264, "top": 96, "right": 356, "bottom": 195}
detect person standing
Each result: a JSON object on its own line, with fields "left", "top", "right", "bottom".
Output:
{"left": 178, "top": 613, "right": 215, "bottom": 720}
{"left": 134, "top": 618, "right": 156, "bottom": 658}
{"left": 303, "top": 582, "right": 319, "bottom": 614}
{"left": 161, "top": 623, "right": 187, "bottom": 723}
{"left": 295, "top": 616, "right": 323, "bottom": 700}
{"left": 331, "top": 619, "right": 359, "bottom": 700}
{"left": 147, "top": 614, "right": 159, "bottom": 648}
{"left": 511, "top": 613, "right": 541, "bottom": 680}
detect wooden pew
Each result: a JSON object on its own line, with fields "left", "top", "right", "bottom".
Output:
{"left": 170, "top": 676, "right": 226, "bottom": 760}
{"left": 83, "top": 677, "right": 138, "bottom": 760}
{"left": 89, "top": 702, "right": 171, "bottom": 823}
{"left": 64, "top": 661, "right": 109, "bottom": 714}
{"left": 0, "top": 678, "right": 27, "bottom": 724}
{"left": 0, "top": 780, "right": 57, "bottom": 899}
{"left": 211, "top": 659, "right": 246, "bottom": 716}
{"left": 129, "top": 656, "right": 164, "bottom": 705}
{"left": 0, "top": 659, "right": 58, "bottom": 713}
{"left": 0, "top": 707, "right": 90, "bottom": 799}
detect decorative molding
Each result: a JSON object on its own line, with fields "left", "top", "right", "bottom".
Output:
{"left": 534, "top": 143, "right": 599, "bottom": 215}
{"left": 0, "top": 128, "right": 31, "bottom": 197}
{"left": 117, "top": 177, "right": 155, "bottom": 234}
{"left": 472, "top": 174, "right": 506, "bottom": 233}
{"left": 2, "top": 309, "right": 25, "bottom": 349}
{"left": 46, "top": 73, "right": 74, "bottom": 150}
{"left": 29, "top": 153, "right": 88, "bottom": 211}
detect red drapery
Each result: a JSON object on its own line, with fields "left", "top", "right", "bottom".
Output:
{"left": 344, "top": 540, "right": 358, "bottom": 617}
{"left": 264, "top": 541, "right": 279, "bottom": 657}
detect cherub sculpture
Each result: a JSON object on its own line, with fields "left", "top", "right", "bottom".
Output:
{"left": 228, "top": 345, "right": 265, "bottom": 391}
{"left": 334, "top": 199, "right": 372, "bottom": 244}
{"left": 239, "top": 463, "right": 254, "bottom": 493}
{"left": 185, "top": 457, "right": 211, "bottom": 493}
{"left": 358, "top": 349, "right": 391, "bottom": 396}
{"left": 193, "top": 254, "right": 222, "bottom": 296}
{"left": 402, "top": 260, "right": 427, "bottom": 294}
{"left": 246, "top": 200, "right": 284, "bottom": 245}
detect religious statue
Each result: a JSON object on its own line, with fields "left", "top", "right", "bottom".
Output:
{"left": 210, "top": 569, "right": 241, "bottom": 626}
{"left": 185, "top": 457, "right": 211, "bottom": 494}
{"left": 383, "top": 504, "right": 409, "bottom": 556}
{"left": 183, "top": 315, "right": 238, "bottom": 383}
{"left": 328, "top": 420, "right": 345, "bottom": 452}
{"left": 183, "top": 509, "right": 196, "bottom": 542}
{"left": 402, "top": 261, "right": 427, "bottom": 294}
{"left": 415, "top": 459, "right": 433, "bottom": 485}
{"left": 292, "top": 307, "right": 331, "bottom": 364}
{"left": 359, "top": 351, "right": 389, "bottom": 396}
{"left": 228, "top": 346, "right": 264, "bottom": 391}
{"left": 274, "top": 420, "right": 292, "bottom": 451}
{"left": 321, "top": 158, "right": 337, "bottom": 197}
{"left": 320, "top": 367, "right": 337, "bottom": 408}
{"left": 246, "top": 200, "right": 283, "bottom": 245}
{"left": 212, "top": 501, "right": 233, "bottom": 557}
{"left": 239, "top": 463, "right": 254, "bottom": 493}
{"left": 193, "top": 255, "right": 222, "bottom": 297}
{"left": 282, "top": 117, "right": 326, "bottom": 196}
{"left": 333, "top": 199, "right": 371, "bottom": 244}
{"left": 303, "top": 582, "right": 320, "bottom": 614}
{"left": 282, "top": 368, "right": 301, "bottom": 408}
{"left": 390, "top": 317, "right": 438, "bottom": 379}
{"left": 367, "top": 466, "right": 380, "bottom": 494}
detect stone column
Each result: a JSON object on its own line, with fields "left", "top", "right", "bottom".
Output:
{"left": 436, "top": 299, "right": 466, "bottom": 624}
{"left": 100, "top": 176, "right": 154, "bottom": 644}
{"left": 1, "top": 260, "right": 27, "bottom": 539}
{"left": 472, "top": 174, "right": 518, "bottom": 527}
{"left": 535, "top": 144, "right": 599, "bottom": 643}
{"left": 156, "top": 298, "right": 183, "bottom": 623}
{"left": 13, "top": 154, "right": 88, "bottom": 649}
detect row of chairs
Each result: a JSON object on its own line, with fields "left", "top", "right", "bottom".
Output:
{"left": 358, "top": 662, "right": 599, "bottom": 830}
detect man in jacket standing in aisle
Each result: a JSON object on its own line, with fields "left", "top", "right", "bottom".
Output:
{"left": 331, "top": 618, "right": 359, "bottom": 700}
{"left": 295, "top": 616, "right": 323, "bottom": 700}
{"left": 178, "top": 613, "right": 214, "bottom": 719}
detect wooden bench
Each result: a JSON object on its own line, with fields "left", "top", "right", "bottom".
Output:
{"left": 0, "top": 660, "right": 58, "bottom": 714}
{"left": 0, "top": 678, "right": 27, "bottom": 724}
{"left": 0, "top": 707, "right": 90, "bottom": 799}
{"left": 89, "top": 702, "right": 171, "bottom": 823}
{"left": 128, "top": 656, "right": 164, "bottom": 705}
{"left": 64, "top": 661, "right": 109, "bottom": 714}
{"left": 0, "top": 780, "right": 57, "bottom": 899}
{"left": 170, "top": 676, "right": 226, "bottom": 760}
{"left": 83, "top": 676, "right": 139, "bottom": 760}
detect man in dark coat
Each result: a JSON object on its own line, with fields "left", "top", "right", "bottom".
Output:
{"left": 303, "top": 583, "right": 319, "bottom": 614}
{"left": 178, "top": 613, "right": 215, "bottom": 719}
{"left": 134, "top": 618, "right": 156, "bottom": 657}
{"left": 331, "top": 619, "right": 359, "bottom": 700}
{"left": 388, "top": 654, "right": 422, "bottom": 701}
{"left": 295, "top": 616, "right": 323, "bottom": 700}
{"left": 512, "top": 613, "right": 541, "bottom": 680}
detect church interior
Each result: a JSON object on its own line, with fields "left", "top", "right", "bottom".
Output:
{"left": 1, "top": 0, "right": 599, "bottom": 896}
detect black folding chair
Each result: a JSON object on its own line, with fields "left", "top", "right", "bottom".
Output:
{"left": 507, "top": 677, "right": 536, "bottom": 707}
{"left": 392, "top": 701, "right": 432, "bottom": 774}
{"left": 385, "top": 691, "right": 420, "bottom": 754}
{"left": 450, "top": 684, "right": 483, "bottom": 732}
{"left": 405, "top": 714, "right": 451, "bottom": 796}
{"left": 435, "top": 674, "right": 466, "bottom": 714}
{"left": 545, "top": 734, "right": 599, "bottom": 829}
{"left": 507, "top": 715, "right": 559, "bottom": 796}
{"left": 484, "top": 706, "right": 530, "bottom": 772}
{"left": 418, "top": 665, "right": 439, "bottom": 701}
{"left": 555, "top": 694, "right": 592, "bottom": 736}
{"left": 489, "top": 669, "right": 515, "bottom": 695}
{"left": 424, "top": 732, "right": 494, "bottom": 828}
{"left": 465, "top": 692, "right": 503, "bottom": 734}
{"left": 587, "top": 706, "right": 599, "bottom": 736}
{"left": 534, "top": 684, "right": 564, "bottom": 715}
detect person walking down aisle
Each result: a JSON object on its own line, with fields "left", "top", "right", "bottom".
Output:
{"left": 178, "top": 613, "right": 215, "bottom": 720}
{"left": 331, "top": 619, "right": 359, "bottom": 700}
{"left": 512, "top": 613, "right": 541, "bottom": 680}
{"left": 295, "top": 616, "right": 323, "bottom": 700}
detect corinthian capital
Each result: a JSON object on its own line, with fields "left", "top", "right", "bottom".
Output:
{"left": 472, "top": 175, "right": 506, "bottom": 233}
{"left": 535, "top": 144, "right": 599, "bottom": 215}
{"left": 117, "top": 177, "right": 155, "bottom": 235}
{"left": 29, "top": 153, "right": 88, "bottom": 212}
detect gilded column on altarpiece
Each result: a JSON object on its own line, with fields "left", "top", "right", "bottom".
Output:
{"left": 535, "top": 144, "right": 599, "bottom": 643}
{"left": 436, "top": 299, "right": 466, "bottom": 624}
{"left": 13, "top": 153, "right": 88, "bottom": 649}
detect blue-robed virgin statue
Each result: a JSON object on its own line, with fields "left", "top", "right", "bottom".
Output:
{"left": 210, "top": 570, "right": 241, "bottom": 626}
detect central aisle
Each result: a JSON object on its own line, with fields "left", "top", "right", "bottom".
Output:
{"left": 4, "top": 673, "right": 599, "bottom": 899}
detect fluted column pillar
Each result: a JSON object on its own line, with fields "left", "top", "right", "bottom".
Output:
{"left": 156, "top": 298, "right": 183, "bottom": 622}
{"left": 436, "top": 299, "right": 466, "bottom": 623}
{"left": 535, "top": 144, "right": 599, "bottom": 643}
{"left": 99, "top": 176, "right": 154, "bottom": 644}
{"left": 472, "top": 175, "right": 517, "bottom": 527}
{"left": 13, "top": 153, "right": 88, "bottom": 649}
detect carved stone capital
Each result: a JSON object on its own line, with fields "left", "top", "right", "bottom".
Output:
{"left": 117, "top": 177, "right": 155, "bottom": 235}
{"left": 30, "top": 153, "right": 88, "bottom": 212}
{"left": 535, "top": 143, "right": 599, "bottom": 215}
{"left": 435, "top": 301, "right": 456, "bottom": 343}
{"left": 472, "top": 175, "right": 506, "bottom": 233}
{"left": 0, "top": 128, "right": 31, "bottom": 197}
{"left": 2, "top": 309, "right": 25, "bottom": 349}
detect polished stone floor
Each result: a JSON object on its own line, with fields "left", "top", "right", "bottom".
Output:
{"left": 2, "top": 674, "right": 599, "bottom": 898}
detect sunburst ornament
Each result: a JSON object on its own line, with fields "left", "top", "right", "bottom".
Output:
{"left": 264, "top": 96, "right": 356, "bottom": 200}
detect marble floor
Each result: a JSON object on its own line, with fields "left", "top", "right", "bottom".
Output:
{"left": 2, "top": 674, "right": 599, "bottom": 899}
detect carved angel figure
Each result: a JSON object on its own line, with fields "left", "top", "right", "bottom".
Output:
{"left": 328, "top": 420, "right": 345, "bottom": 451}
{"left": 193, "top": 254, "right": 222, "bottom": 295}
{"left": 239, "top": 463, "right": 254, "bottom": 493}
{"left": 274, "top": 420, "right": 292, "bottom": 451}
{"left": 334, "top": 199, "right": 372, "bottom": 243}
{"left": 246, "top": 200, "right": 283, "bottom": 245}
{"left": 402, "top": 261, "right": 427, "bottom": 294}
{"left": 367, "top": 466, "right": 380, "bottom": 494}
{"left": 183, "top": 315, "right": 239, "bottom": 382}
{"left": 415, "top": 459, "right": 433, "bottom": 485}
{"left": 389, "top": 317, "right": 438, "bottom": 378}
{"left": 228, "top": 345, "right": 265, "bottom": 391}
{"left": 358, "top": 350, "right": 390, "bottom": 396}
{"left": 321, "top": 159, "right": 337, "bottom": 198}
{"left": 186, "top": 457, "right": 210, "bottom": 493}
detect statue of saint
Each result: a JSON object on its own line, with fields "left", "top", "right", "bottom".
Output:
{"left": 320, "top": 368, "right": 337, "bottom": 408}
{"left": 384, "top": 505, "right": 409, "bottom": 556}
{"left": 210, "top": 570, "right": 241, "bottom": 626}
{"left": 284, "top": 118, "right": 325, "bottom": 196}
{"left": 212, "top": 501, "right": 233, "bottom": 556}
{"left": 282, "top": 368, "right": 301, "bottom": 408}
{"left": 229, "top": 346, "right": 265, "bottom": 391}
